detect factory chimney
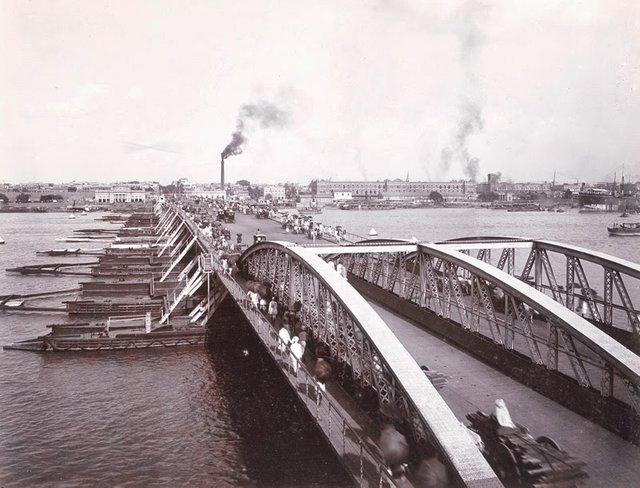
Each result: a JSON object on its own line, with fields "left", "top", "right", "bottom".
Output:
{"left": 220, "top": 155, "right": 225, "bottom": 190}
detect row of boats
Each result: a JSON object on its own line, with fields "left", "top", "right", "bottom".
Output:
{"left": 3, "top": 210, "right": 209, "bottom": 352}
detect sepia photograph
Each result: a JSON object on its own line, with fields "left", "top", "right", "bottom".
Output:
{"left": 1, "top": 1, "right": 639, "bottom": 487}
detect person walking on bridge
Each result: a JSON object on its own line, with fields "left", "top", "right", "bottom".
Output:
{"left": 289, "top": 336, "right": 304, "bottom": 376}
{"left": 250, "top": 291, "right": 260, "bottom": 311}
{"left": 268, "top": 297, "right": 278, "bottom": 322}
{"left": 278, "top": 326, "right": 291, "bottom": 355}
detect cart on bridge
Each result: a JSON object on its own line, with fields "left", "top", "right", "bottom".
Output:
{"left": 466, "top": 411, "right": 588, "bottom": 487}
{"left": 216, "top": 209, "right": 235, "bottom": 223}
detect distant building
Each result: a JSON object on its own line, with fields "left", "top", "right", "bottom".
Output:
{"left": 333, "top": 191, "right": 353, "bottom": 201}
{"left": 488, "top": 173, "right": 500, "bottom": 193}
{"left": 263, "top": 185, "right": 286, "bottom": 201}
{"left": 479, "top": 173, "right": 551, "bottom": 201}
{"left": 315, "top": 180, "right": 476, "bottom": 202}
{"left": 95, "top": 187, "right": 146, "bottom": 203}
{"left": 187, "top": 189, "right": 226, "bottom": 200}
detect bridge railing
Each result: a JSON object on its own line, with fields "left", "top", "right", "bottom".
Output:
{"left": 336, "top": 246, "right": 640, "bottom": 418}
{"left": 210, "top": 252, "right": 395, "bottom": 487}
{"left": 444, "top": 240, "right": 640, "bottom": 335}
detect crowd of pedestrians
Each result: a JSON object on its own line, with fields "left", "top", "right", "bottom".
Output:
{"left": 168, "top": 197, "right": 453, "bottom": 487}
{"left": 280, "top": 214, "right": 348, "bottom": 243}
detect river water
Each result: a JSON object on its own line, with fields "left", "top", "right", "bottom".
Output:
{"left": 0, "top": 213, "right": 348, "bottom": 487}
{"left": 0, "top": 208, "right": 638, "bottom": 486}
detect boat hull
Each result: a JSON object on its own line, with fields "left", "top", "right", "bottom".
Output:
{"left": 608, "top": 230, "right": 640, "bottom": 236}
{"left": 607, "top": 222, "right": 640, "bottom": 236}
{"left": 4, "top": 330, "right": 206, "bottom": 352}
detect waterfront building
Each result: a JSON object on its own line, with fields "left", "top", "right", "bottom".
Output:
{"left": 332, "top": 191, "right": 353, "bottom": 201}
{"left": 94, "top": 187, "right": 146, "bottom": 203}
{"left": 315, "top": 179, "right": 476, "bottom": 203}
{"left": 263, "top": 185, "right": 286, "bottom": 201}
{"left": 478, "top": 173, "right": 552, "bottom": 201}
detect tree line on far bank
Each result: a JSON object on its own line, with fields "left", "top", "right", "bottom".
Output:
{"left": 0, "top": 193, "right": 67, "bottom": 203}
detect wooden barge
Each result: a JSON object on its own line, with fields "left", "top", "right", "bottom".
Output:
{"left": 4, "top": 322, "right": 206, "bottom": 352}
{"left": 63, "top": 298, "right": 164, "bottom": 316}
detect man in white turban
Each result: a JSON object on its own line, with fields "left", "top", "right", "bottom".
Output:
{"left": 494, "top": 398, "right": 517, "bottom": 429}
{"left": 289, "top": 336, "right": 304, "bottom": 375}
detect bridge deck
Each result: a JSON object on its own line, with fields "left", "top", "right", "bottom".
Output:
{"left": 370, "top": 301, "right": 640, "bottom": 487}
{"left": 202, "top": 210, "right": 640, "bottom": 487}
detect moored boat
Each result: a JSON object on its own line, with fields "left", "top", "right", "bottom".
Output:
{"left": 607, "top": 222, "right": 640, "bottom": 236}
{"left": 3, "top": 321, "right": 206, "bottom": 352}
{"left": 0, "top": 235, "right": 4, "bottom": 244}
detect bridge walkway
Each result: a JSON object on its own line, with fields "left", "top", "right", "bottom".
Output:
{"left": 180, "top": 206, "right": 640, "bottom": 486}
{"left": 215, "top": 264, "right": 399, "bottom": 487}
{"left": 369, "top": 301, "right": 640, "bottom": 487}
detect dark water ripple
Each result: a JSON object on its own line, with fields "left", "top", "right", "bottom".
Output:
{"left": 0, "top": 349, "right": 248, "bottom": 487}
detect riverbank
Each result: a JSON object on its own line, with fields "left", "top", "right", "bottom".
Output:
{"left": 0, "top": 203, "right": 148, "bottom": 213}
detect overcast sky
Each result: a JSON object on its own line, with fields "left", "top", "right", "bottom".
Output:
{"left": 2, "top": 0, "right": 639, "bottom": 185}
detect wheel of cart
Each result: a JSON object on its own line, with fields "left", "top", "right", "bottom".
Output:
{"left": 493, "top": 442, "right": 521, "bottom": 484}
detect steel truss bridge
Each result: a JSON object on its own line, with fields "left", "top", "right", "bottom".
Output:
{"left": 153, "top": 204, "right": 640, "bottom": 488}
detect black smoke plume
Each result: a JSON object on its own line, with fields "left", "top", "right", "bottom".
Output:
{"left": 221, "top": 101, "right": 289, "bottom": 160}
{"left": 439, "top": 1, "right": 488, "bottom": 182}
{"left": 440, "top": 99, "right": 483, "bottom": 182}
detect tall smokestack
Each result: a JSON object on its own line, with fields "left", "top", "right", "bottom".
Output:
{"left": 220, "top": 155, "right": 225, "bottom": 190}
{"left": 219, "top": 100, "right": 290, "bottom": 190}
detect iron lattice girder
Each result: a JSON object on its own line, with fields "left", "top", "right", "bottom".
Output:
{"left": 611, "top": 269, "right": 640, "bottom": 335}
{"left": 446, "top": 263, "right": 470, "bottom": 329}
{"left": 510, "top": 297, "right": 544, "bottom": 365}
{"left": 240, "top": 242, "right": 499, "bottom": 486}
{"left": 557, "top": 328, "right": 592, "bottom": 387}
{"left": 324, "top": 244, "right": 640, "bottom": 406}
{"left": 316, "top": 241, "right": 640, "bottom": 404}
{"left": 539, "top": 249, "right": 563, "bottom": 304}
{"left": 547, "top": 325, "right": 559, "bottom": 371}
{"left": 520, "top": 248, "right": 537, "bottom": 283}
{"left": 408, "top": 244, "right": 640, "bottom": 405}
{"left": 566, "top": 255, "right": 576, "bottom": 313}
{"left": 323, "top": 238, "right": 640, "bottom": 308}
{"left": 572, "top": 258, "right": 603, "bottom": 322}
{"left": 424, "top": 255, "right": 444, "bottom": 316}
{"left": 475, "top": 277, "right": 503, "bottom": 344}
{"left": 497, "top": 248, "right": 515, "bottom": 275}
{"left": 604, "top": 268, "right": 614, "bottom": 326}
{"left": 535, "top": 239, "right": 640, "bottom": 281}
{"left": 436, "top": 238, "right": 640, "bottom": 336}
{"left": 535, "top": 240, "right": 640, "bottom": 330}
